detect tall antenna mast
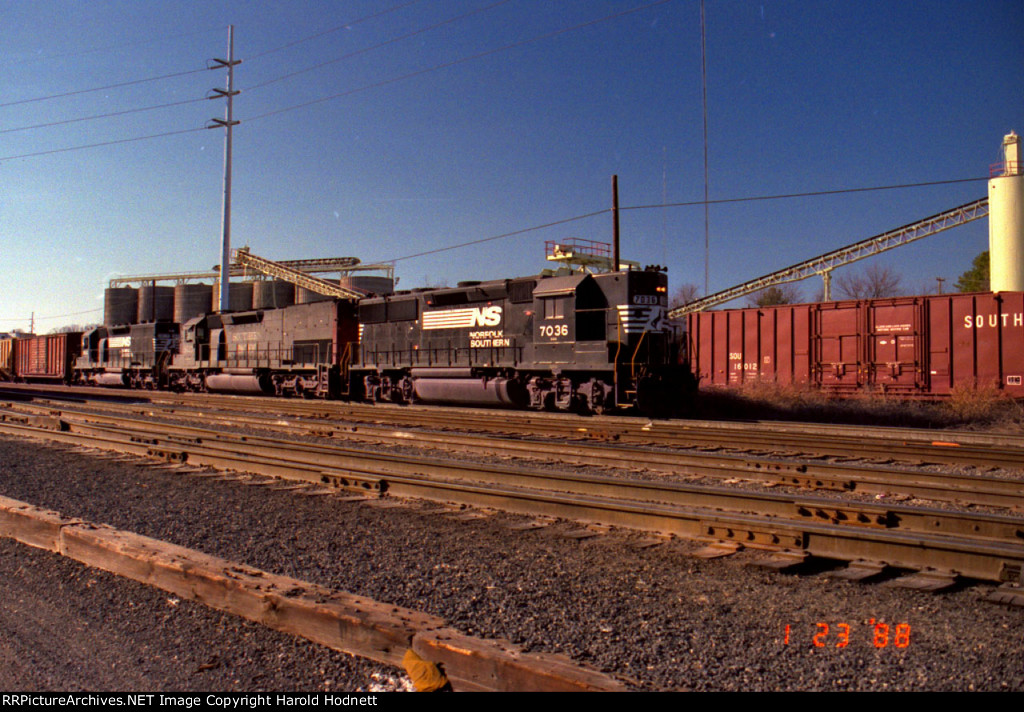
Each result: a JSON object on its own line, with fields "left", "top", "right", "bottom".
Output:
{"left": 700, "top": 0, "right": 710, "bottom": 295}
{"left": 210, "top": 25, "right": 240, "bottom": 312}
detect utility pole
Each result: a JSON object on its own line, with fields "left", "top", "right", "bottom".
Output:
{"left": 936, "top": 277, "right": 945, "bottom": 294}
{"left": 210, "top": 25, "right": 240, "bottom": 312}
{"left": 612, "top": 175, "right": 620, "bottom": 272}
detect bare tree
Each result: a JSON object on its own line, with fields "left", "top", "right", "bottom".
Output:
{"left": 670, "top": 282, "right": 701, "bottom": 309}
{"left": 835, "top": 263, "right": 902, "bottom": 300}
{"left": 746, "top": 283, "right": 802, "bottom": 307}
{"left": 421, "top": 276, "right": 450, "bottom": 289}
{"left": 49, "top": 323, "right": 100, "bottom": 335}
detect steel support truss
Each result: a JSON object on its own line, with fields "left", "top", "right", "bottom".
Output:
{"left": 669, "top": 197, "right": 989, "bottom": 317}
{"left": 230, "top": 247, "right": 367, "bottom": 300}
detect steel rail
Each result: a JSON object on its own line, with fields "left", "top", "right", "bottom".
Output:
{"left": 0, "top": 417, "right": 1020, "bottom": 585}
{"left": 7, "top": 381, "right": 1024, "bottom": 448}
{"left": 156, "top": 395, "right": 1024, "bottom": 470}
{"left": 4, "top": 383, "right": 1024, "bottom": 468}
{"left": 336, "top": 410, "right": 1024, "bottom": 469}
{"left": 11, "top": 399, "right": 1021, "bottom": 510}
{"left": 130, "top": 389, "right": 1024, "bottom": 468}
{"left": 207, "top": 411, "right": 1024, "bottom": 508}
{"left": 69, "top": 417, "right": 1024, "bottom": 541}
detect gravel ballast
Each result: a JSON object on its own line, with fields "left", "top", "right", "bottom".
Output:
{"left": 0, "top": 538, "right": 407, "bottom": 692}
{"left": 0, "top": 434, "right": 1020, "bottom": 692}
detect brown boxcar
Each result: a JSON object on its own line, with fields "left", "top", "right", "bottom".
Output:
{"left": 0, "top": 336, "right": 13, "bottom": 381}
{"left": 687, "top": 291, "right": 1024, "bottom": 398}
{"left": 13, "top": 333, "right": 83, "bottom": 382}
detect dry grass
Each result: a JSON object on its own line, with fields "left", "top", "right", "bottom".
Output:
{"left": 942, "top": 381, "right": 1024, "bottom": 426}
{"left": 690, "top": 378, "right": 1024, "bottom": 431}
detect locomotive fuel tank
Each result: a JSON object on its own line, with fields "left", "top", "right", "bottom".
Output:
{"left": 410, "top": 369, "right": 529, "bottom": 407}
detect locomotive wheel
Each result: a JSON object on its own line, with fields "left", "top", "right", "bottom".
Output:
{"left": 542, "top": 392, "right": 557, "bottom": 411}
{"left": 581, "top": 379, "right": 608, "bottom": 416}
{"left": 398, "top": 376, "right": 415, "bottom": 404}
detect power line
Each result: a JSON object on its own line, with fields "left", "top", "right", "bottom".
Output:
{"left": 384, "top": 176, "right": 990, "bottom": 264}
{"left": 246, "top": 0, "right": 515, "bottom": 93}
{"left": 246, "top": 0, "right": 421, "bottom": 61}
{"left": 0, "top": 126, "right": 207, "bottom": 162}
{"left": 247, "top": 0, "right": 673, "bottom": 123}
{"left": 620, "top": 176, "right": 989, "bottom": 211}
{"left": 0, "top": 97, "right": 208, "bottom": 135}
{"left": 0, "top": 307, "right": 103, "bottom": 324}
{"left": 387, "top": 210, "right": 610, "bottom": 262}
{"left": 0, "top": 176, "right": 991, "bottom": 321}
{"left": 0, "top": 67, "right": 208, "bottom": 109}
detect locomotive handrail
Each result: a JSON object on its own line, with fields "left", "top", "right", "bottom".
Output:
{"left": 630, "top": 329, "right": 648, "bottom": 381}
{"left": 362, "top": 344, "right": 524, "bottom": 370}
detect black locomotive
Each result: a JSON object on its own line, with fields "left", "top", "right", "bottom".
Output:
{"left": 73, "top": 266, "right": 691, "bottom": 414}
{"left": 356, "top": 268, "right": 685, "bottom": 412}
{"left": 77, "top": 322, "right": 179, "bottom": 389}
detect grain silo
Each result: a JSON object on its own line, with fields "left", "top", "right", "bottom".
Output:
{"left": 103, "top": 287, "right": 138, "bottom": 326}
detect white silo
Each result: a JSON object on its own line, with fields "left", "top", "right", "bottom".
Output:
{"left": 989, "top": 131, "right": 1024, "bottom": 292}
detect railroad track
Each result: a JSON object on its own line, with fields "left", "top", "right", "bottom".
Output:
{"left": 4, "top": 382, "right": 1024, "bottom": 469}
{"left": 1, "top": 403, "right": 1021, "bottom": 592}
{"left": 4, "top": 399, "right": 1024, "bottom": 510}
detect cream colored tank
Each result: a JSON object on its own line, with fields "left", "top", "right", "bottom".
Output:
{"left": 989, "top": 131, "right": 1024, "bottom": 292}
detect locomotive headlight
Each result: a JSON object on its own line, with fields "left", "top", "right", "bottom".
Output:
{"left": 656, "top": 286, "right": 667, "bottom": 293}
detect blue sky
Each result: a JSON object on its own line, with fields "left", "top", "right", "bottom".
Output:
{"left": 2, "top": 0, "right": 1022, "bottom": 331}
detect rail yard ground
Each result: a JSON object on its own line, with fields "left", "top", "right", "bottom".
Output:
{"left": 0, "top": 391, "right": 1021, "bottom": 692}
{"left": 0, "top": 537, "right": 406, "bottom": 692}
